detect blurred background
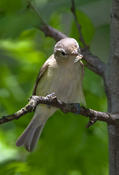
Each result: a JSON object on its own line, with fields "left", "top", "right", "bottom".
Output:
{"left": 0, "top": 0, "right": 111, "bottom": 174}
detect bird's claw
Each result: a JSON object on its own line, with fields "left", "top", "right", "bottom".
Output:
{"left": 73, "top": 103, "right": 80, "bottom": 114}
{"left": 46, "top": 93, "right": 57, "bottom": 101}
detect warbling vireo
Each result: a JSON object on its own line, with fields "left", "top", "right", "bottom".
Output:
{"left": 16, "top": 37, "right": 85, "bottom": 152}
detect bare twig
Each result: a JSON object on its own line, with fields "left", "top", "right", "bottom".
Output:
{"left": 70, "top": 0, "right": 106, "bottom": 76}
{"left": 82, "top": 49, "right": 106, "bottom": 76}
{"left": 0, "top": 94, "right": 119, "bottom": 126}
{"left": 71, "top": 0, "right": 88, "bottom": 49}
{"left": 27, "top": 1, "right": 67, "bottom": 41}
{"left": 38, "top": 25, "right": 67, "bottom": 42}
{"left": 27, "top": 1, "right": 46, "bottom": 25}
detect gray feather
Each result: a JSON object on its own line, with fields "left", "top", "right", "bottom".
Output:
{"left": 26, "top": 125, "right": 44, "bottom": 152}
{"left": 16, "top": 118, "right": 45, "bottom": 152}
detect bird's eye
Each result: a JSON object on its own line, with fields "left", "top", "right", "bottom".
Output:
{"left": 61, "top": 51, "right": 66, "bottom": 56}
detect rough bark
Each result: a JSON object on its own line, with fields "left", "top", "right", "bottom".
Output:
{"left": 105, "top": 0, "right": 119, "bottom": 174}
{"left": 1, "top": 95, "right": 119, "bottom": 127}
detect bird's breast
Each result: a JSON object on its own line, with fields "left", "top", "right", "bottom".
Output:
{"left": 47, "top": 62, "right": 82, "bottom": 103}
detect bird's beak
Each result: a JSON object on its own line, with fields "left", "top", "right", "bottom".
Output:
{"left": 74, "top": 53, "right": 83, "bottom": 63}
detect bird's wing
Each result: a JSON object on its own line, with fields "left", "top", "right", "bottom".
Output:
{"left": 32, "top": 55, "right": 53, "bottom": 95}
{"left": 80, "top": 60, "right": 84, "bottom": 80}
{"left": 79, "top": 60, "right": 86, "bottom": 106}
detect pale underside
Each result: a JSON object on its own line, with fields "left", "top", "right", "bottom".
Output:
{"left": 36, "top": 54, "right": 85, "bottom": 104}
{"left": 34, "top": 54, "right": 85, "bottom": 123}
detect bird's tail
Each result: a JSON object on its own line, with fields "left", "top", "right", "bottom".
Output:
{"left": 16, "top": 114, "right": 46, "bottom": 152}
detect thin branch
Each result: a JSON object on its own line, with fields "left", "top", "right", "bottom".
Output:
{"left": 82, "top": 49, "right": 106, "bottom": 76}
{"left": 71, "top": 0, "right": 88, "bottom": 49}
{"left": 27, "top": 1, "right": 67, "bottom": 41}
{"left": 0, "top": 94, "right": 119, "bottom": 126}
{"left": 38, "top": 25, "right": 67, "bottom": 42}
{"left": 27, "top": 1, "right": 46, "bottom": 25}
{"left": 70, "top": 0, "right": 106, "bottom": 76}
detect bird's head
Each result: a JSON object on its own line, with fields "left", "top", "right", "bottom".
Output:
{"left": 54, "top": 37, "right": 83, "bottom": 63}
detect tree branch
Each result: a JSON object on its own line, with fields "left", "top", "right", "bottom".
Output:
{"left": 71, "top": 0, "right": 88, "bottom": 49}
{"left": 38, "top": 25, "right": 67, "bottom": 42}
{"left": 27, "top": 1, "right": 67, "bottom": 41}
{"left": 0, "top": 94, "right": 119, "bottom": 127}
{"left": 70, "top": 0, "right": 106, "bottom": 76}
{"left": 82, "top": 49, "right": 105, "bottom": 76}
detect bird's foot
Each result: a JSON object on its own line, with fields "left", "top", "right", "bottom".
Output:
{"left": 70, "top": 103, "right": 80, "bottom": 114}
{"left": 46, "top": 93, "right": 57, "bottom": 102}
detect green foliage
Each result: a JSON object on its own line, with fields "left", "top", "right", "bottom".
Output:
{"left": 71, "top": 10, "right": 95, "bottom": 47}
{"left": 0, "top": 0, "right": 109, "bottom": 175}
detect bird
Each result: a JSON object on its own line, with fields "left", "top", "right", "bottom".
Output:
{"left": 16, "top": 37, "right": 85, "bottom": 152}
